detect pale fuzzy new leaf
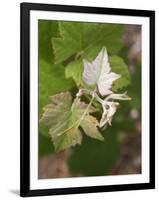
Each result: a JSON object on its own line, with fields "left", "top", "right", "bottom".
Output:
{"left": 83, "top": 47, "right": 120, "bottom": 96}
{"left": 97, "top": 72, "right": 121, "bottom": 96}
{"left": 99, "top": 101, "right": 119, "bottom": 127}
{"left": 106, "top": 92, "right": 131, "bottom": 101}
{"left": 99, "top": 91, "right": 131, "bottom": 127}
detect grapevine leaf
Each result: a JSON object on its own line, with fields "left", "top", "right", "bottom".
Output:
{"left": 110, "top": 56, "right": 131, "bottom": 91}
{"left": 40, "top": 92, "right": 72, "bottom": 127}
{"left": 39, "top": 60, "right": 74, "bottom": 114}
{"left": 53, "top": 127, "right": 82, "bottom": 152}
{"left": 99, "top": 101, "right": 119, "bottom": 127}
{"left": 72, "top": 98, "right": 104, "bottom": 140}
{"left": 83, "top": 47, "right": 120, "bottom": 96}
{"left": 40, "top": 92, "right": 103, "bottom": 152}
{"left": 81, "top": 115, "right": 104, "bottom": 141}
{"left": 52, "top": 22, "right": 124, "bottom": 64}
{"left": 52, "top": 22, "right": 82, "bottom": 64}
{"left": 38, "top": 20, "right": 59, "bottom": 62}
{"left": 39, "top": 60, "right": 74, "bottom": 137}
{"left": 65, "top": 60, "right": 83, "bottom": 86}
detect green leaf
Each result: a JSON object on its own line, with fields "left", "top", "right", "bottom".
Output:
{"left": 38, "top": 20, "right": 59, "bottom": 62}
{"left": 83, "top": 23, "right": 124, "bottom": 59}
{"left": 52, "top": 22, "right": 124, "bottom": 64}
{"left": 39, "top": 60, "right": 74, "bottom": 136}
{"left": 81, "top": 115, "right": 104, "bottom": 141}
{"left": 52, "top": 22, "right": 82, "bottom": 64}
{"left": 40, "top": 92, "right": 72, "bottom": 127}
{"left": 65, "top": 60, "right": 83, "bottom": 86}
{"left": 40, "top": 92, "right": 81, "bottom": 151}
{"left": 54, "top": 128, "right": 82, "bottom": 152}
{"left": 39, "top": 60, "right": 74, "bottom": 113}
{"left": 110, "top": 56, "right": 131, "bottom": 91}
{"left": 40, "top": 92, "right": 103, "bottom": 152}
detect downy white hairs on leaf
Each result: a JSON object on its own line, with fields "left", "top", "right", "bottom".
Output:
{"left": 82, "top": 47, "right": 121, "bottom": 96}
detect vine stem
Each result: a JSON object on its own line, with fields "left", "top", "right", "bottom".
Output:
{"left": 77, "top": 88, "right": 104, "bottom": 105}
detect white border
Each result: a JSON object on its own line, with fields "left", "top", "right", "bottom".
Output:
{"left": 30, "top": 10, "right": 150, "bottom": 190}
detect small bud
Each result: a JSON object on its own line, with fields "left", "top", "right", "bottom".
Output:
{"left": 76, "top": 89, "right": 83, "bottom": 97}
